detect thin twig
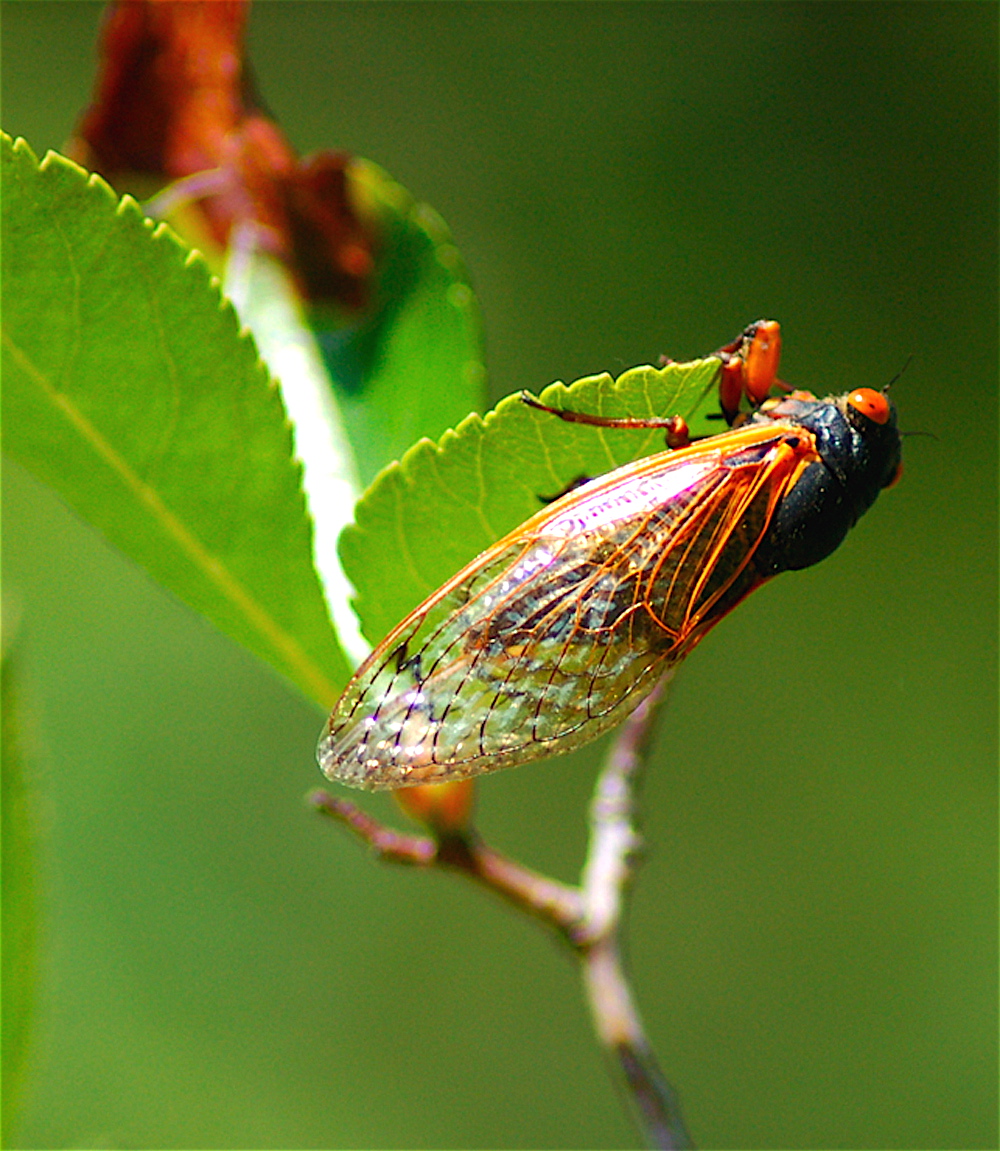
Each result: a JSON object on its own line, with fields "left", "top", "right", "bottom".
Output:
{"left": 576, "top": 677, "right": 693, "bottom": 1149}
{"left": 308, "top": 790, "right": 437, "bottom": 865}
{"left": 309, "top": 674, "right": 692, "bottom": 1149}
{"left": 452, "top": 836, "right": 585, "bottom": 934}
{"left": 584, "top": 936, "right": 692, "bottom": 1150}
{"left": 576, "top": 676, "right": 668, "bottom": 946}
{"left": 308, "top": 790, "right": 583, "bottom": 932}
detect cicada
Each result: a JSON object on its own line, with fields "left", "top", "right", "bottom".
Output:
{"left": 319, "top": 322, "right": 901, "bottom": 791}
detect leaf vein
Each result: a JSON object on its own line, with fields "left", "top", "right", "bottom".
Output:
{"left": 1, "top": 327, "right": 338, "bottom": 707}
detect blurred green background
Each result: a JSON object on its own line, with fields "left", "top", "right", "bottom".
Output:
{"left": 2, "top": 3, "right": 996, "bottom": 1148}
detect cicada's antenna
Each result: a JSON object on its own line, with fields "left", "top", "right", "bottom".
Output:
{"left": 882, "top": 354, "right": 913, "bottom": 394}
{"left": 880, "top": 354, "right": 935, "bottom": 438}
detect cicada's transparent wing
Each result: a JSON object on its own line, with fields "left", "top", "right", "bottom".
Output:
{"left": 319, "top": 427, "right": 801, "bottom": 790}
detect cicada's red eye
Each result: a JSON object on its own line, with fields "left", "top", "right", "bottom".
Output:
{"left": 743, "top": 320, "right": 782, "bottom": 404}
{"left": 847, "top": 388, "right": 891, "bottom": 425}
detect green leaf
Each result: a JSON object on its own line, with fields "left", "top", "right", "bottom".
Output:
{"left": 1, "top": 647, "right": 39, "bottom": 1146}
{"left": 340, "top": 356, "right": 723, "bottom": 644}
{"left": 316, "top": 158, "right": 487, "bottom": 487}
{"left": 0, "top": 135, "right": 350, "bottom": 708}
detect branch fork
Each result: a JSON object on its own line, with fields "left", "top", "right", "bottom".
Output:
{"left": 309, "top": 677, "right": 692, "bottom": 1150}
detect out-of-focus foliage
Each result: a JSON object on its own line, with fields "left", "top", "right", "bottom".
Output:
{"left": 65, "top": 0, "right": 486, "bottom": 489}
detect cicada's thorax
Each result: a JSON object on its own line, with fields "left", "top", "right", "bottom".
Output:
{"left": 749, "top": 392, "right": 902, "bottom": 577}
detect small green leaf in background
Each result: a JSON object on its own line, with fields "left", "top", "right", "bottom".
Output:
{"left": 1, "top": 134, "right": 350, "bottom": 709}
{"left": 340, "top": 356, "right": 722, "bottom": 644}
{"left": 317, "top": 158, "right": 486, "bottom": 488}
{"left": 1, "top": 645, "right": 39, "bottom": 1148}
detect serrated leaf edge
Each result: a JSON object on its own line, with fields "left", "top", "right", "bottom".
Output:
{"left": 3, "top": 133, "right": 345, "bottom": 705}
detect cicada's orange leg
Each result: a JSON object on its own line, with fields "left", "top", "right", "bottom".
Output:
{"left": 715, "top": 319, "right": 789, "bottom": 425}
{"left": 519, "top": 392, "right": 692, "bottom": 448}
